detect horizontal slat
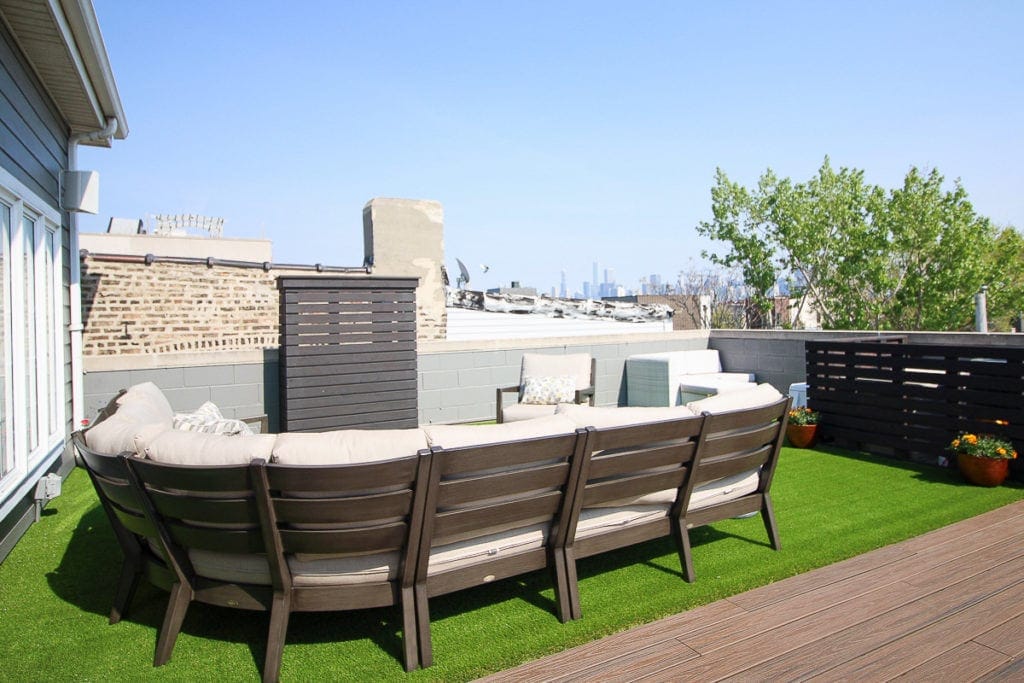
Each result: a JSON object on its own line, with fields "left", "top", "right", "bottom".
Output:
{"left": 130, "top": 460, "right": 252, "bottom": 492}
{"left": 285, "top": 359, "right": 416, "bottom": 379}
{"left": 283, "top": 411, "right": 419, "bottom": 432}
{"left": 286, "top": 370, "right": 414, "bottom": 390}
{"left": 587, "top": 442, "right": 695, "bottom": 479}
{"left": 280, "top": 523, "right": 408, "bottom": 554}
{"left": 165, "top": 521, "right": 264, "bottom": 554}
{"left": 439, "top": 463, "right": 569, "bottom": 507}
{"left": 582, "top": 469, "right": 686, "bottom": 506}
{"left": 146, "top": 490, "right": 259, "bottom": 524}
{"left": 280, "top": 341, "right": 417, "bottom": 359}
{"left": 273, "top": 490, "right": 413, "bottom": 523}
{"left": 285, "top": 397, "right": 418, "bottom": 420}
{"left": 433, "top": 492, "right": 562, "bottom": 542}
{"left": 264, "top": 457, "right": 419, "bottom": 490}
{"left": 693, "top": 450, "right": 769, "bottom": 485}
{"left": 439, "top": 434, "right": 578, "bottom": 475}
{"left": 287, "top": 383, "right": 418, "bottom": 411}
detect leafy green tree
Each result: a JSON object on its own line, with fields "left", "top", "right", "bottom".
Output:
{"left": 697, "top": 158, "right": 1011, "bottom": 331}
{"left": 985, "top": 227, "right": 1024, "bottom": 331}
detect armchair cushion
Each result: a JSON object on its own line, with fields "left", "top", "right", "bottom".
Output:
{"left": 521, "top": 352, "right": 593, "bottom": 391}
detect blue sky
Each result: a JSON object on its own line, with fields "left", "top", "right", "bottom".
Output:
{"left": 80, "top": 1, "right": 1024, "bottom": 294}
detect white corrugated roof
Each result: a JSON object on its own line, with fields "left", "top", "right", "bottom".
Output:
{"left": 445, "top": 307, "right": 673, "bottom": 341}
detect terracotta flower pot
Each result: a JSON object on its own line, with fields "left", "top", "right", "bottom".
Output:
{"left": 786, "top": 424, "right": 818, "bottom": 448}
{"left": 957, "top": 453, "right": 1009, "bottom": 487}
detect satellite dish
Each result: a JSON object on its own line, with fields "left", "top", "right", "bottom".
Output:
{"left": 456, "top": 258, "right": 471, "bottom": 288}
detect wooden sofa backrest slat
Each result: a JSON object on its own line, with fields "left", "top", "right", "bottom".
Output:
{"left": 693, "top": 447, "right": 773, "bottom": 485}
{"left": 581, "top": 468, "right": 691, "bottom": 507}
{"left": 701, "top": 422, "right": 782, "bottom": 459}
{"left": 272, "top": 491, "right": 414, "bottom": 524}
{"left": 438, "top": 433, "right": 579, "bottom": 475}
{"left": 587, "top": 441, "right": 698, "bottom": 480}
{"left": 113, "top": 507, "right": 159, "bottom": 539}
{"left": 705, "top": 400, "right": 789, "bottom": 430}
{"left": 90, "top": 473, "right": 149, "bottom": 516}
{"left": 433, "top": 491, "right": 563, "bottom": 543}
{"left": 279, "top": 524, "right": 409, "bottom": 555}
{"left": 164, "top": 520, "right": 264, "bottom": 554}
{"left": 258, "top": 454, "right": 429, "bottom": 576}
{"left": 438, "top": 462, "right": 570, "bottom": 508}
{"left": 585, "top": 418, "right": 703, "bottom": 453}
{"left": 130, "top": 459, "right": 253, "bottom": 492}
{"left": 264, "top": 457, "right": 421, "bottom": 492}
{"left": 145, "top": 489, "right": 260, "bottom": 524}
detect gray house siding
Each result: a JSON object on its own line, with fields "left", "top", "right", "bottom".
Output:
{"left": 0, "top": 19, "right": 73, "bottom": 563}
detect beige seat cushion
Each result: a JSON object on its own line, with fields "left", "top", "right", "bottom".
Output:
{"left": 271, "top": 428, "right": 429, "bottom": 465}
{"left": 188, "top": 549, "right": 400, "bottom": 587}
{"left": 501, "top": 403, "right": 561, "bottom": 422}
{"left": 555, "top": 403, "right": 697, "bottom": 429}
{"left": 144, "top": 431, "right": 276, "bottom": 465}
{"left": 428, "top": 523, "right": 548, "bottom": 575}
{"left": 424, "top": 414, "right": 577, "bottom": 449}
{"left": 686, "top": 383, "right": 783, "bottom": 414}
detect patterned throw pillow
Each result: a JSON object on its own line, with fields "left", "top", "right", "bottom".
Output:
{"left": 520, "top": 375, "right": 576, "bottom": 405}
{"left": 173, "top": 401, "right": 254, "bottom": 436}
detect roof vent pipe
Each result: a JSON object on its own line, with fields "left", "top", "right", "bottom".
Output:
{"left": 974, "top": 285, "right": 989, "bottom": 333}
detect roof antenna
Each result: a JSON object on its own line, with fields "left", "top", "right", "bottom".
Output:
{"left": 456, "top": 258, "right": 471, "bottom": 289}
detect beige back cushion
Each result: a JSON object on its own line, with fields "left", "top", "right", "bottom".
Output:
{"left": 117, "top": 381, "right": 174, "bottom": 422}
{"left": 84, "top": 382, "right": 176, "bottom": 455}
{"left": 555, "top": 403, "right": 697, "bottom": 429}
{"left": 271, "top": 429, "right": 429, "bottom": 466}
{"left": 686, "top": 383, "right": 782, "bottom": 414}
{"left": 144, "top": 431, "right": 276, "bottom": 465}
{"left": 521, "top": 353, "right": 592, "bottom": 391}
{"left": 424, "top": 414, "right": 577, "bottom": 449}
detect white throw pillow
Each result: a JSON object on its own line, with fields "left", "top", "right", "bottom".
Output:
{"left": 520, "top": 375, "right": 576, "bottom": 405}
{"left": 173, "top": 401, "right": 254, "bottom": 436}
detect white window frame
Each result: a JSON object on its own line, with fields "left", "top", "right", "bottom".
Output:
{"left": 0, "top": 166, "right": 66, "bottom": 509}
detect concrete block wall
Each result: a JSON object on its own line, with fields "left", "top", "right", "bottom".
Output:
{"left": 417, "top": 332, "right": 710, "bottom": 424}
{"left": 82, "top": 358, "right": 280, "bottom": 432}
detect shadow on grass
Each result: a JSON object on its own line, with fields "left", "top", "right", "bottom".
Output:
{"left": 45, "top": 501, "right": 411, "bottom": 674}
{"left": 812, "top": 444, "right": 1024, "bottom": 489}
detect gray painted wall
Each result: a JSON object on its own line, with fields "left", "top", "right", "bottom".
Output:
{"left": 418, "top": 335, "right": 710, "bottom": 424}
{"left": 83, "top": 361, "right": 280, "bottom": 433}
{"left": 80, "top": 330, "right": 1024, "bottom": 433}
{"left": 0, "top": 20, "right": 73, "bottom": 564}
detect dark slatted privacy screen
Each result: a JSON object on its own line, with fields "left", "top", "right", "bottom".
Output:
{"left": 806, "top": 338, "right": 1024, "bottom": 461}
{"left": 279, "top": 277, "right": 419, "bottom": 431}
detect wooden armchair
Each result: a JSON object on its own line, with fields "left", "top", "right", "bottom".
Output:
{"left": 496, "top": 353, "right": 596, "bottom": 423}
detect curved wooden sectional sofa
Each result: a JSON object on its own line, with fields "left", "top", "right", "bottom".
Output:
{"left": 75, "top": 382, "right": 790, "bottom": 681}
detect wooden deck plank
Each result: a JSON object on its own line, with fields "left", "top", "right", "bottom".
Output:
{"left": 485, "top": 502, "right": 1024, "bottom": 682}
{"left": 806, "top": 580, "right": 1024, "bottom": 681}
{"left": 974, "top": 612, "right": 1024, "bottom": 657}
{"left": 891, "top": 642, "right": 1010, "bottom": 682}
{"left": 684, "top": 530, "right": 1024, "bottom": 656}
{"left": 719, "top": 557, "right": 1024, "bottom": 682}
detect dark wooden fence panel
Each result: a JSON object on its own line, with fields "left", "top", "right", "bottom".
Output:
{"left": 279, "top": 277, "right": 419, "bottom": 432}
{"left": 806, "top": 338, "right": 1024, "bottom": 464}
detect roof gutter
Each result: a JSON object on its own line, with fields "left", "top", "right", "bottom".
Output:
{"left": 68, "top": 116, "right": 118, "bottom": 429}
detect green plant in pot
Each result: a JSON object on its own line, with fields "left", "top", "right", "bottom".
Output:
{"left": 948, "top": 432, "right": 1017, "bottom": 486}
{"left": 786, "top": 407, "right": 819, "bottom": 448}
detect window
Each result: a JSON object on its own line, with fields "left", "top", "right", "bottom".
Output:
{"left": 0, "top": 173, "right": 64, "bottom": 499}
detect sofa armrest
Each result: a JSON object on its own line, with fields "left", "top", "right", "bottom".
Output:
{"left": 242, "top": 414, "right": 270, "bottom": 434}
{"left": 575, "top": 386, "right": 596, "bottom": 407}
{"left": 496, "top": 385, "right": 521, "bottom": 423}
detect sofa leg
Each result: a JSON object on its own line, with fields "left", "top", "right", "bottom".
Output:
{"left": 762, "top": 495, "right": 782, "bottom": 551}
{"left": 674, "top": 521, "right": 695, "bottom": 583}
{"left": 400, "top": 586, "right": 420, "bottom": 671}
{"left": 110, "top": 557, "right": 142, "bottom": 624}
{"left": 263, "top": 592, "right": 291, "bottom": 683}
{"left": 154, "top": 582, "right": 192, "bottom": 666}
{"left": 414, "top": 583, "right": 433, "bottom": 668}
{"left": 563, "top": 547, "right": 583, "bottom": 621}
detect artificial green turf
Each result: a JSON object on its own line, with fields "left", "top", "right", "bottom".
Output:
{"left": 2, "top": 447, "right": 1022, "bottom": 682}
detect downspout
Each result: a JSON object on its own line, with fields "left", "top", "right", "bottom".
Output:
{"left": 67, "top": 117, "right": 118, "bottom": 429}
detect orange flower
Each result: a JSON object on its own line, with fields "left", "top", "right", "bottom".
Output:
{"left": 997, "top": 448, "right": 1007, "bottom": 456}
{"left": 964, "top": 434, "right": 978, "bottom": 445}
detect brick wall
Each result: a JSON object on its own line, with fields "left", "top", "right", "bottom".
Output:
{"left": 81, "top": 259, "right": 280, "bottom": 356}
